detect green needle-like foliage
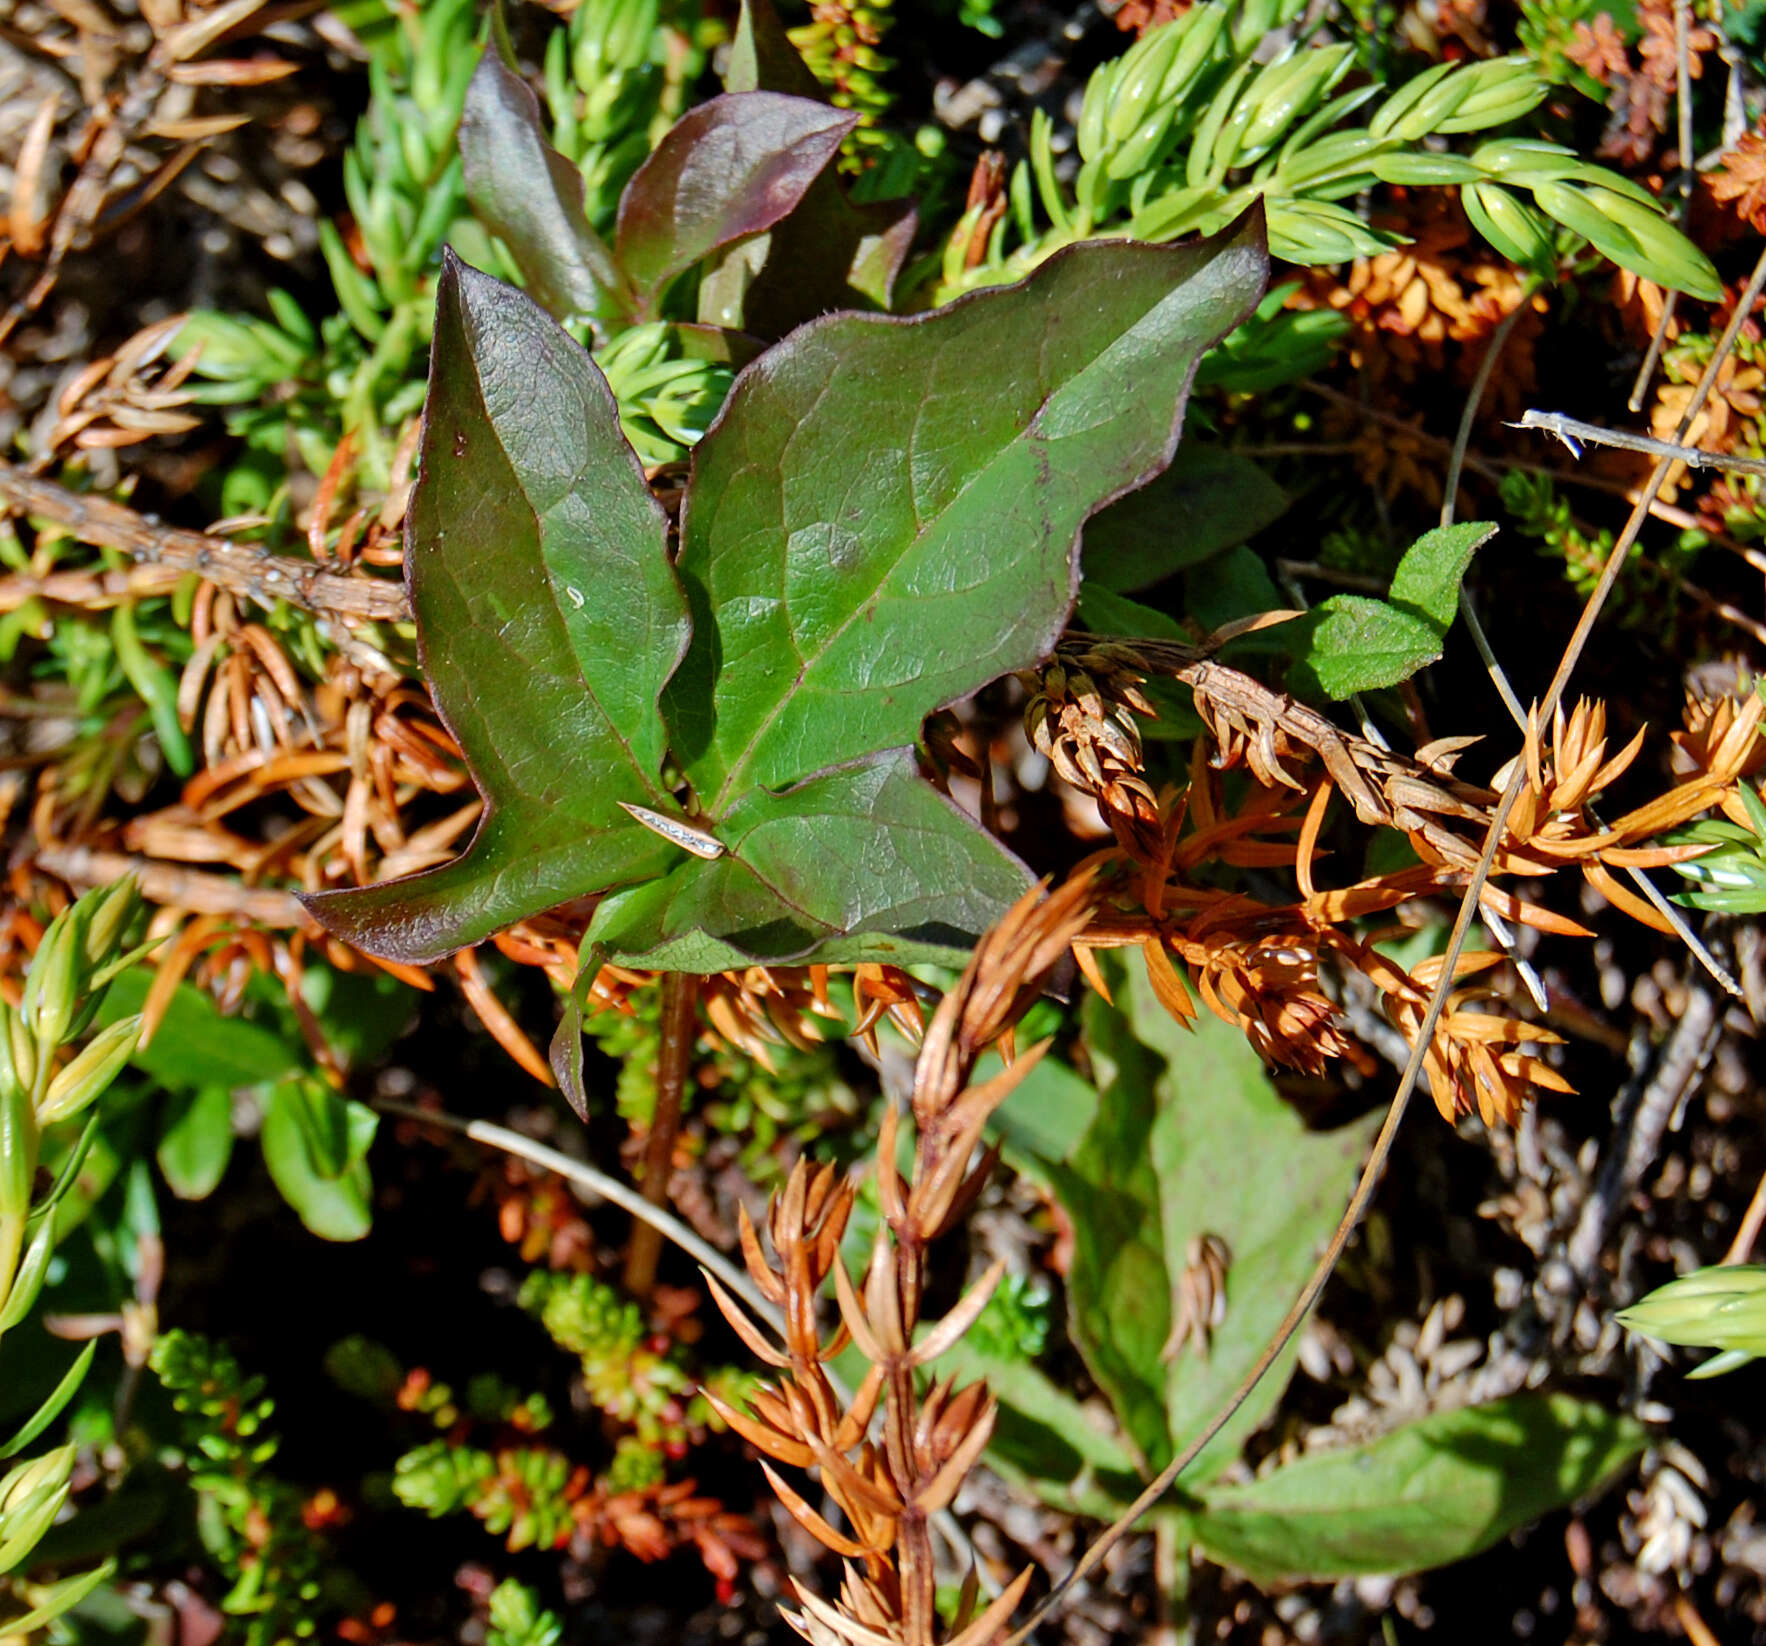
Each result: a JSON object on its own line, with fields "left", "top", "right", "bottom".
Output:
{"left": 0, "top": 881, "right": 145, "bottom": 1637}
{"left": 936, "top": 0, "right": 1719, "bottom": 308}
{"left": 149, "top": 1332, "right": 333, "bottom": 1645}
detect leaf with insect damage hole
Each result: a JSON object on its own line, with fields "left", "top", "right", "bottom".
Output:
{"left": 301, "top": 254, "right": 689, "bottom": 963}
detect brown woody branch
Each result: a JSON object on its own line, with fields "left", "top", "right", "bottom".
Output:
{"left": 32, "top": 844, "right": 311, "bottom": 926}
{"left": 0, "top": 460, "right": 410, "bottom": 625}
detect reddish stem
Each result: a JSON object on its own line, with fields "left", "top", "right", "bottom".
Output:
{"left": 623, "top": 968, "right": 697, "bottom": 1299}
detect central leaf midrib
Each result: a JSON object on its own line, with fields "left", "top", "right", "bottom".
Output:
{"left": 707, "top": 300, "right": 1167, "bottom": 813}
{"left": 471, "top": 342, "right": 670, "bottom": 818}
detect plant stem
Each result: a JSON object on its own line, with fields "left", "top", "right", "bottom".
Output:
{"left": 0, "top": 1212, "right": 27, "bottom": 1330}
{"left": 623, "top": 968, "right": 697, "bottom": 1299}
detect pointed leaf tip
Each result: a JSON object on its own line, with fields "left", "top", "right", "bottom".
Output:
{"left": 461, "top": 48, "right": 627, "bottom": 321}
{"left": 616, "top": 92, "right": 859, "bottom": 316}
{"left": 304, "top": 261, "right": 689, "bottom": 964}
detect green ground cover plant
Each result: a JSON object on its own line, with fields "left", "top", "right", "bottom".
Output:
{"left": 2, "top": 0, "right": 1766, "bottom": 1640}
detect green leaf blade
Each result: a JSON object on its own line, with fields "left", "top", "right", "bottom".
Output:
{"left": 1290, "top": 522, "right": 1493, "bottom": 698}
{"left": 1386, "top": 520, "right": 1497, "bottom": 631}
{"left": 934, "top": 1343, "right": 1144, "bottom": 1515}
{"left": 461, "top": 49, "right": 626, "bottom": 321}
{"left": 304, "top": 258, "right": 692, "bottom": 963}
{"left": 1051, "top": 958, "right": 1374, "bottom": 1483}
{"left": 1291, "top": 596, "right": 1445, "bottom": 699}
{"left": 1136, "top": 976, "right": 1376, "bottom": 1483}
{"left": 1194, "top": 1393, "right": 1646, "bottom": 1583}
{"left": 1081, "top": 446, "right": 1288, "bottom": 592}
{"left": 587, "top": 752, "right": 1031, "bottom": 968}
{"left": 1048, "top": 985, "right": 1177, "bottom": 1473}
{"left": 669, "top": 206, "right": 1271, "bottom": 807}
{"left": 96, "top": 971, "right": 297, "bottom": 1092}
{"left": 157, "top": 1086, "right": 235, "bottom": 1201}
{"left": 724, "top": 0, "right": 825, "bottom": 98}
{"left": 260, "top": 1082, "right": 378, "bottom": 1242}
{"left": 615, "top": 92, "right": 857, "bottom": 317}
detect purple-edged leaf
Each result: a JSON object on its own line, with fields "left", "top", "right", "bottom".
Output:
{"left": 461, "top": 49, "right": 629, "bottom": 322}
{"left": 302, "top": 257, "right": 689, "bottom": 963}
{"left": 703, "top": 0, "right": 913, "bottom": 335}
{"left": 666, "top": 206, "right": 1271, "bottom": 809}
{"left": 585, "top": 753, "right": 1031, "bottom": 969}
{"left": 615, "top": 92, "right": 856, "bottom": 318}
{"left": 701, "top": 181, "right": 916, "bottom": 336}
{"left": 695, "top": 171, "right": 915, "bottom": 335}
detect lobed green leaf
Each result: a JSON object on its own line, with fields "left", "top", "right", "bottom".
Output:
{"left": 667, "top": 206, "right": 1270, "bottom": 805}
{"left": 304, "top": 256, "right": 690, "bottom": 963}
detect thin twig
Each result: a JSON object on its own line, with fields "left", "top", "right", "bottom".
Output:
{"left": 1566, "top": 977, "right": 1720, "bottom": 1282}
{"left": 34, "top": 843, "right": 310, "bottom": 925}
{"left": 381, "top": 1097, "right": 995, "bottom": 1592}
{"left": 374, "top": 1099, "right": 782, "bottom": 1329}
{"left": 0, "top": 460, "right": 410, "bottom": 624}
{"left": 1723, "top": 1161, "right": 1766, "bottom": 1265}
{"left": 1456, "top": 400, "right": 1742, "bottom": 997}
{"left": 1445, "top": 280, "right": 1540, "bottom": 526}
{"left": 1630, "top": 296, "right": 1683, "bottom": 416}
{"left": 1443, "top": 290, "right": 1549, "bottom": 1008}
{"left": 1515, "top": 410, "right": 1766, "bottom": 477}
{"left": 1298, "top": 380, "right": 1766, "bottom": 573}
{"left": 1674, "top": 1594, "right": 1722, "bottom": 1646}
{"left": 1012, "top": 246, "right": 1766, "bottom": 1645}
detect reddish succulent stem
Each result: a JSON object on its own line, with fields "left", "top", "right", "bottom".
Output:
{"left": 624, "top": 968, "right": 698, "bottom": 1299}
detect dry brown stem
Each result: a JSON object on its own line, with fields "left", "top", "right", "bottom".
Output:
{"left": 707, "top": 874, "right": 1101, "bottom": 1646}
{"left": 1, "top": 0, "right": 295, "bottom": 328}
{"left": 1010, "top": 239, "right": 1766, "bottom": 1646}
{"left": 0, "top": 459, "right": 410, "bottom": 623}
{"left": 33, "top": 842, "right": 307, "bottom": 924}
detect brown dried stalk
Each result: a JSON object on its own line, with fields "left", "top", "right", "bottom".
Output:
{"left": 1056, "top": 632, "right": 1754, "bottom": 890}
{"left": 705, "top": 873, "right": 1101, "bottom": 1646}
{"left": 36, "top": 315, "right": 202, "bottom": 459}
{"left": 623, "top": 968, "right": 699, "bottom": 1299}
{"left": 1026, "top": 626, "right": 1761, "bottom": 1119}
{"left": 0, "top": 459, "right": 410, "bottom": 624}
